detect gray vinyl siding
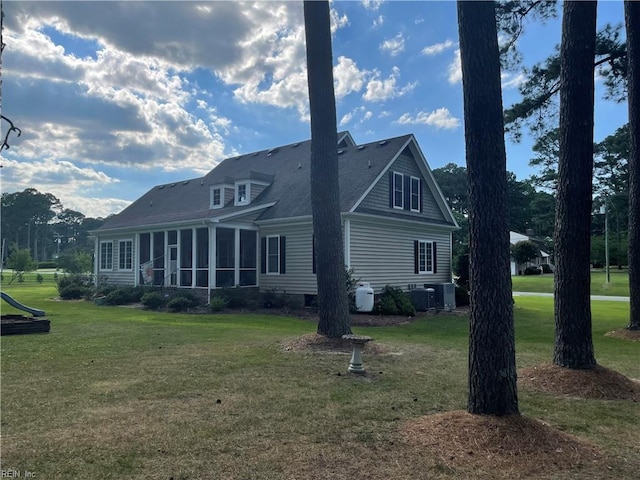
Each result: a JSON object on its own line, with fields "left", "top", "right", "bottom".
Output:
{"left": 250, "top": 183, "right": 268, "bottom": 202}
{"left": 348, "top": 219, "right": 451, "bottom": 292}
{"left": 356, "top": 150, "right": 445, "bottom": 222}
{"left": 259, "top": 222, "right": 317, "bottom": 295}
{"left": 96, "top": 236, "right": 137, "bottom": 286}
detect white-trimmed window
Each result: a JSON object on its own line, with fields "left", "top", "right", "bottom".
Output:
{"left": 393, "top": 172, "right": 404, "bottom": 209}
{"left": 416, "top": 240, "right": 435, "bottom": 274}
{"left": 410, "top": 176, "right": 421, "bottom": 212}
{"left": 118, "top": 240, "right": 133, "bottom": 270}
{"left": 211, "top": 187, "right": 223, "bottom": 208}
{"left": 236, "top": 182, "right": 249, "bottom": 206}
{"left": 100, "top": 241, "right": 113, "bottom": 270}
{"left": 267, "top": 235, "right": 280, "bottom": 274}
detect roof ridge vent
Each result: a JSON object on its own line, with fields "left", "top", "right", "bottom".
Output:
{"left": 292, "top": 143, "right": 300, "bottom": 148}
{"left": 378, "top": 140, "right": 388, "bottom": 146}
{"left": 338, "top": 149, "right": 344, "bottom": 155}
{"left": 357, "top": 145, "right": 366, "bottom": 150}
{"left": 267, "top": 147, "right": 279, "bottom": 156}
{"left": 253, "top": 152, "right": 259, "bottom": 156}
{"left": 183, "top": 180, "right": 189, "bottom": 185}
{"left": 158, "top": 185, "right": 165, "bottom": 190}
{"left": 170, "top": 183, "right": 176, "bottom": 187}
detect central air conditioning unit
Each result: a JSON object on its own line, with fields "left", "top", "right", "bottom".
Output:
{"left": 423, "top": 283, "right": 456, "bottom": 311}
{"left": 410, "top": 287, "right": 436, "bottom": 311}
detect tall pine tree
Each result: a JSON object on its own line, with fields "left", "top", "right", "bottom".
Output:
{"left": 457, "top": 0, "right": 518, "bottom": 415}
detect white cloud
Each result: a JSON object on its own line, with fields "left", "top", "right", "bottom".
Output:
{"left": 501, "top": 72, "right": 526, "bottom": 89}
{"left": 363, "top": 111, "right": 373, "bottom": 122}
{"left": 448, "top": 49, "right": 462, "bottom": 84}
{"left": 373, "top": 15, "right": 384, "bottom": 27}
{"left": 362, "top": 0, "right": 384, "bottom": 11}
{"left": 393, "top": 108, "right": 460, "bottom": 130}
{"left": 339, "top": 112, "right": 353, "bottom": 126}
{"left": 363, "top": 66, "right": 417, "bottom": 102}
{"left": 422, "top": 39, "right": 455, "bottom": 56}
{"left": 334, "top": 56, "right": 367, "bottom": 99}
{"left": 380, "top": 33, "right": 405, "bottom": 56}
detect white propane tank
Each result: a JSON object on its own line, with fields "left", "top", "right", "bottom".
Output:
{"left": 355, "top": 282, "right": 374, "bottom": 312}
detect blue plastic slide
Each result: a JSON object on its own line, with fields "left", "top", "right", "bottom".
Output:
{"left": 1, "top": 292, "right": 46, "bottom": 317}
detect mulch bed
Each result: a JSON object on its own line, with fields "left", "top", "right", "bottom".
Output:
{"left": 519, "top": 363, "right": 640, "bottom": 401}
{"left": 282, "top": 333, "right": 391, "bottom": 355}
{"left": 403, "top": 411, "right": 602, "bottom": 478}
{"left": 605, "top": 328, "right": 640, "bottom": 341}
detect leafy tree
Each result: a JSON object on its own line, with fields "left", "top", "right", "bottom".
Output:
{"left": 303, "top": 0, "right": 351, "bottom": 338}
{"left": 625, "top": 0, "right": 640, "bottom": 330}
{"left": 511, "top": 240, "right": 540, "bottom": 274}
{"left": 57, "top": 252, "right": 93, "bottom": 274}
{"left": 6, "top": 247, "right": 36, "bottom": 284}
{"left": 553, "top": 1, "right": 597, "bottom": 370}
{"left": 458, "top": 0, "right": 518, "bottom": 415}
{"left": 432, "top": 163, "right": 469, "bottom": 257}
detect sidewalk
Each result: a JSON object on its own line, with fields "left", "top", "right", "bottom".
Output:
{"left": 513, "top": 291, "right": 630, "bottom": 302}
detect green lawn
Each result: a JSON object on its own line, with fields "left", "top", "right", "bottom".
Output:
{"left": 1, "top": 282, "right": 638, "bottom": 479}
{"left": 512, "top": 269, "right": 630, "bottom": 296}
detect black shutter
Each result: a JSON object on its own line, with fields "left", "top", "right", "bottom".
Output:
{"left": 433, "top": 242, "right": 437, "bottom": 274}
{"left": 419, "top": 179, "right": 424, "bottom": 212}
{"left": 389, "top": 171, "right": 394, "bottom": 208}
{"left": 414, "top": 240, "right": 419, "bottom": 274}
{"left": 260, "top": 237, "right": 266, "bottom": 274}
{"left": 404, "top": 175, "right": 410, "bottom": 210}
{"left": 279, "top": 236, "right": 286, "bottom": 274}
{"left": 312, "top": 234, "right": 316, "bottom": 274}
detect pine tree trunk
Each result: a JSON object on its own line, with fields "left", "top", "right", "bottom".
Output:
{"left": 303, "top": 1, "right": 351, "bottom": 338}
{"left": 625, "top": 0, "right": 640, "bottom": 330}
{"left": 457, "top": 0, "right": 518, "bottom": 415}
{"left": 553, "top": 1, "right": 597, "bottom": 368}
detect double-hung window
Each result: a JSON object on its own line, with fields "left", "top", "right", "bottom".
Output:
{"left": 416, "top": 240, "right": 435, "bottom": 274}
{"left": 410, "top": 176, "right": 421, "bottom": 212}
{"left": 211, "top": 187, "right": 222, "bottom": 208}
{"left": 100, "top": 241, "right": 113, "bottom": 270}
{"left": 267, "top": 236, "right": 280, "bottom": 274}
{"left": 393, "top": 172, "right": 404, "bottom": 209}
{"left": 236, "top": 183, "right": 249, "bottom": 206}
{"left": 118, "top": 240, "right": 133, "bottom": 270}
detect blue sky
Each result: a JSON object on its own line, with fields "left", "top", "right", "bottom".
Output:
{"left": 1, "top": 1, "right": 628, "bottom": 218}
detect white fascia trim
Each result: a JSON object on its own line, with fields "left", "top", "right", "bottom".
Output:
{"left": 212, "top": 202, "right": 278, "bottom": 222}
{"left": 343, "top": 211, "right": 458, "bottom": 231}
{"left": 91, "top": 218, "right": 213, "bottom": 236}
{"left": 254, "top": 215, "right": 313, "bottom": 226}
{"left": 349, "top": 136, "right": 413, "bottom": 212}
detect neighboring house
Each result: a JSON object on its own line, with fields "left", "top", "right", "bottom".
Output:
{"left": 92, "top": 132, "right": 459, "bottom": 303}
{"left": 510, "top": 231, "right": 552, "bottom": 275}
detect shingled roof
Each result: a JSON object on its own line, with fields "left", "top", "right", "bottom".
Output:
{"left": 97, "top": 132, "right": 428, "bottom": 231}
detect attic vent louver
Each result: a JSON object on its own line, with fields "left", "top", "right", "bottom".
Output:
{"left": 357, "top": 145, "right": 366, "bottom": 150}
{"left": 183, "top": 181, "right": 189, "bottom": 185}
{"left": 368, "top": 160, "right": 371, "bottom": 168}
{"left": 253, "top": 152, "right": 259, "bottom": 156}
{"left": 338, "top": 149, "right": 344, "bottom": 155}
{"left": 378, "top": 140, "right": 388, "bottom": 146}
{"left": 170, "top": 183, "right": 176, "bottom": 187}
{"left": 158, "top": 185, "right": 165, "bottom": 190}
{"left": 200, "top": 179, "right": 204, "bottom": 186}
{"left": 298, "top": 162, "right": 302, "bottom": 169}
{"left": 149, "top": 201, "right": 153, "bottom": 207}
{"left": 292, "top": 143, "right": 300, "bottom": 148}
{"left": 267, "top": 148, "right": 278, "bottom": 156}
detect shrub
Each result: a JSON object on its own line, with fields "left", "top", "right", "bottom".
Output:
{"left": 57, "top": 274, "right": 94, "bottom": 299}
{"left": 261, "top": 288, "right": 287, "bottom": 309}
{"left": 167, "top": 297, "right": 191, "bottom": 312}
{"left": 541, "top": 264, "right": 553, "bottom": 274}
{"left": 524, "top": 266, "right": 542, "bottom": 275}
{"left": 373, "top": 286, "right": 415, "bottom": 316}
{"left": 36, "top": 274, "right": 44, "bottom": 284}
{"left": 209, "top": 297, "right": 228, "bottom": 312}
{"left": 141, "top": 292, "right": 164, "bottom": 310}
{"left": 105, "top": 288, "right": 131, "bottom": 305}
{"left": 455, "top": 285, "right": 470, "bottom": 306}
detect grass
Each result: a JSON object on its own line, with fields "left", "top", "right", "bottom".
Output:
{"left": 1, "top": 282, "right": 639, "bottom": 479}
{"left": 512, "top": 269, "right": 630, "bottom": 297}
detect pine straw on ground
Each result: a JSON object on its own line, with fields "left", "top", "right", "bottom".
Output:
{"left": 403, "top": 411, "right": 602, "bottom": 479}
{"left": 282, "top": 332, "right": 391, "bottom": 354}
{"left": 605, "top": 328, "right": 640, "bottom": 341}
{"left": 519, "top": 363, "right": 640, "bottom": 400}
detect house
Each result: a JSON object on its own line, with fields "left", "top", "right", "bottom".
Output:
{"left": 92, "top": 132, "right": 459, "bottom": 303}
{"left": 510, "top": 231, "right": 552, "bottom": 275}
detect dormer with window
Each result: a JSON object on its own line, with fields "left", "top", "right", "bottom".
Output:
{"left": 235, "top": 182, "right": 250, "bottom": 206}
{"left": 210, "top": 184, "right": 233, "bottom": 209}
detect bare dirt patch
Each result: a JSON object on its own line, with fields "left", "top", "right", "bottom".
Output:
{"left": 403, "top": 411, "right": 602, "bottom": 478}
{"left": 605, "top": 328, "right": 640, "bottom": 341}
{"left": 282, "top": 332, "right": 391, "bottom": 355}
{"left": 519, "top": 363, "right": 640, "bottom": 400}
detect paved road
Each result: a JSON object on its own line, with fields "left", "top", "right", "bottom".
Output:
{"left": 513, "top": 291, "right": 630, "bottom": 302}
